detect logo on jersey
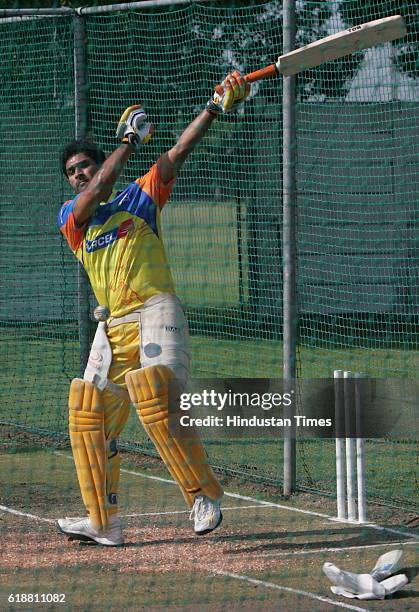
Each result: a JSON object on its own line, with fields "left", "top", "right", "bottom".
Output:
{"left": 86, "top": 219, "right": 134, "bottom": 253}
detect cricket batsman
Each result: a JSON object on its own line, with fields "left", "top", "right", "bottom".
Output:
{"left": 57, "top": 71, "right": 251, "bottom": 546}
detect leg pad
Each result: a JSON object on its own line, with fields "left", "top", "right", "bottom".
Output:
{"left": 69, "top": 379, "right": 108, "bottom": 530}
{"left": 126, "top": 366, "right": 223, "bottom": 506}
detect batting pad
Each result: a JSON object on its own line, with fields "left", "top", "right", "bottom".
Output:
{"left": 126, "top": 366, "right": 223, "bottom": 506}
{"left": 69, "top": 378, "right": 108, "bottom": 530}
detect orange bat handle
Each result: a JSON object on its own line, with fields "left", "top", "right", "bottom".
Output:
{"left": 244, "top": 64, "right": 278, "bottom": 83}
{"left": 215, "top": 64, "right": 278, "bottom": 95}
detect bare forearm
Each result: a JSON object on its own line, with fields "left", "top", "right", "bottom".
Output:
{"left": 74, "top": 144, "right": 133, "bottom": 225}
{"left": 156, "top": 71, "right": 249, "bottom": 184}
{"left": 174, "top": 109, "right": 215, "bottom": 161}
{"left": 159, "top": 110, "right": 215, "bottom": 182}
{"left": 87, "top": 144, "right": 132, "bottom": 201}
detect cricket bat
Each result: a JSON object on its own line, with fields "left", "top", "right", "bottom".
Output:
{"left": 216, "top": 14, "right": 406, "bottom": 93}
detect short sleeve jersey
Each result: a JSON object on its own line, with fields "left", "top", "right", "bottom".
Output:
{"left": 58, "top": 163, "right": 176, "bottom": 318}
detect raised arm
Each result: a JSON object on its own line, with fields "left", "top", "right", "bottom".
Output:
{"left": 72, "top": 144, "right": 133, "bottom": 227}
{"left": 72, "top": 105, "right": 154, "bottom": 227}
{"left": 157, "top": 110, "right": 215, "bottom": 185}
{"left": 157, "top": 70, "right": 251, "bottom": 185}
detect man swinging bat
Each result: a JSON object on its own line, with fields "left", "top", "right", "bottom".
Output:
{"left": 57, "top": 71, "right": 251, "bottom": 546}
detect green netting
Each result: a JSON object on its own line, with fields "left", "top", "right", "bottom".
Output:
{"left": 294, "top": 0, "right": 418, "bottom": 509}
{"left": 0, "top": 15, "right": 77, "bottom": 433}
{"left": 0, "top": 1, "right": 417, "bottom": 512}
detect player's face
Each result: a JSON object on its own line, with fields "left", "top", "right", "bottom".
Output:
{"left": 65, "top": 154, "right": 99, "bottom": 194}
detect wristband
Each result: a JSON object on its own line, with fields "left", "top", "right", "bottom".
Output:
{"left": 206, "top": 99, "right": 220, "bottom": 117}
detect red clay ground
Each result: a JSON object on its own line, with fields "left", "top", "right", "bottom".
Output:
{"left": 0, "top": 437, "right": 417, "bottom": 611}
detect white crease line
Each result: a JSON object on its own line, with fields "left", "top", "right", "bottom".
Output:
{"left": 53, "top": 451, "right": 419, "bottom": 540}
{"left": 121, "top": 467, "right": 179, "bottom": 484}
{"left": 210, "top": 569, "right": 369, "bottom": 612}
{"left": 123, "top": 505, "right": 265, "bottom": 517}
{"left": 224, "top": 490, "right": 329, "bottom": 515}
{"left": 45, "top": 506, "right": 266, "bottom": 523}
{"left": 259, "top": 540, "right": 418, "bottom": 558}
{"left": 0, "top": 505, "right": 55, "bottom": 523}
{"left": 366, "top": 524, "right": 419, "bottom": 539}
{"left": 0, "top": 504, "right": 262, "bottom": 524}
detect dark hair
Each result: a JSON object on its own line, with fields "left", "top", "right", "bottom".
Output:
{"left": 61, "top": 139, "right": 106, "bottom": 176}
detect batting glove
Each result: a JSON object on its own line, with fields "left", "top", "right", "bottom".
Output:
{"left": 206, "top": 70, "right": 251, "bottom": 116}
{"left": 116, "top": 104, "right": 154, "bottom": 149}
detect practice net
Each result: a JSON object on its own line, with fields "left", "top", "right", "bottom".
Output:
{"left": 0, "top": 0, "right": 417, "bottom": 512}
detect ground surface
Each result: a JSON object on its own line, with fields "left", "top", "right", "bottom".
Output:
{"left": 0, "top": 436, "right": 417, "bottom": 611}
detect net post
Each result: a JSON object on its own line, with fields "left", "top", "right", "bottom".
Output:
{"left": 282, "top": 0, "right": 297, "bottom": 497}
{"left": 73, "top": 13, "right": 91, "bottom": 375}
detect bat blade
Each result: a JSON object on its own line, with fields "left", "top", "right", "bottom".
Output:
{"left": 277, "top": 14, "right": 406, "bottom": 76}
{"left": 216, "top": 15, "right": 406, "bottom": 92}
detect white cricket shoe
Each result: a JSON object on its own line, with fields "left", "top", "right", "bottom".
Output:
{"left": 57, "top": 514, "right": 124, "bottom": 546}
{"left": 190, "top": 495, "right": 223, "bottom": 535}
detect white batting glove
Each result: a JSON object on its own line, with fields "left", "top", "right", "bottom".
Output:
{"left": 116, "top": 104, "right": 154, "bottom": 149}
{"left": 207, "top": 70, "right": 251, "bottom": 116}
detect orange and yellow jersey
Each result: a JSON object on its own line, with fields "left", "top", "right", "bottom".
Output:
{"left": 58, "top": 163, "right": 176, "bottom": 317}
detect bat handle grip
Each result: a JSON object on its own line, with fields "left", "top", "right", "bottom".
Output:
{"left": 244, "top": 64, "right": 278, "bottom": 83}
{"left": 215, "top": 64, "right": 278, "bottom": 95}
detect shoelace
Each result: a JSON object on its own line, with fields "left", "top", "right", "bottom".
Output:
{"left": 189, "top": 497, "right": 214, "bottom": 521}
{"left": 69, "top": 517, "right": 89, "bottom": 526}
{"left": 189, "top": 496, "right": 210, "bottom": 521}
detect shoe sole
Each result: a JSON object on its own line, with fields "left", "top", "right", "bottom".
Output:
{"left": 57, "top": 524, "right": 124, "bottom": 547}
{"left": 195, "top": 511, "right": 223, "bottom": 536}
